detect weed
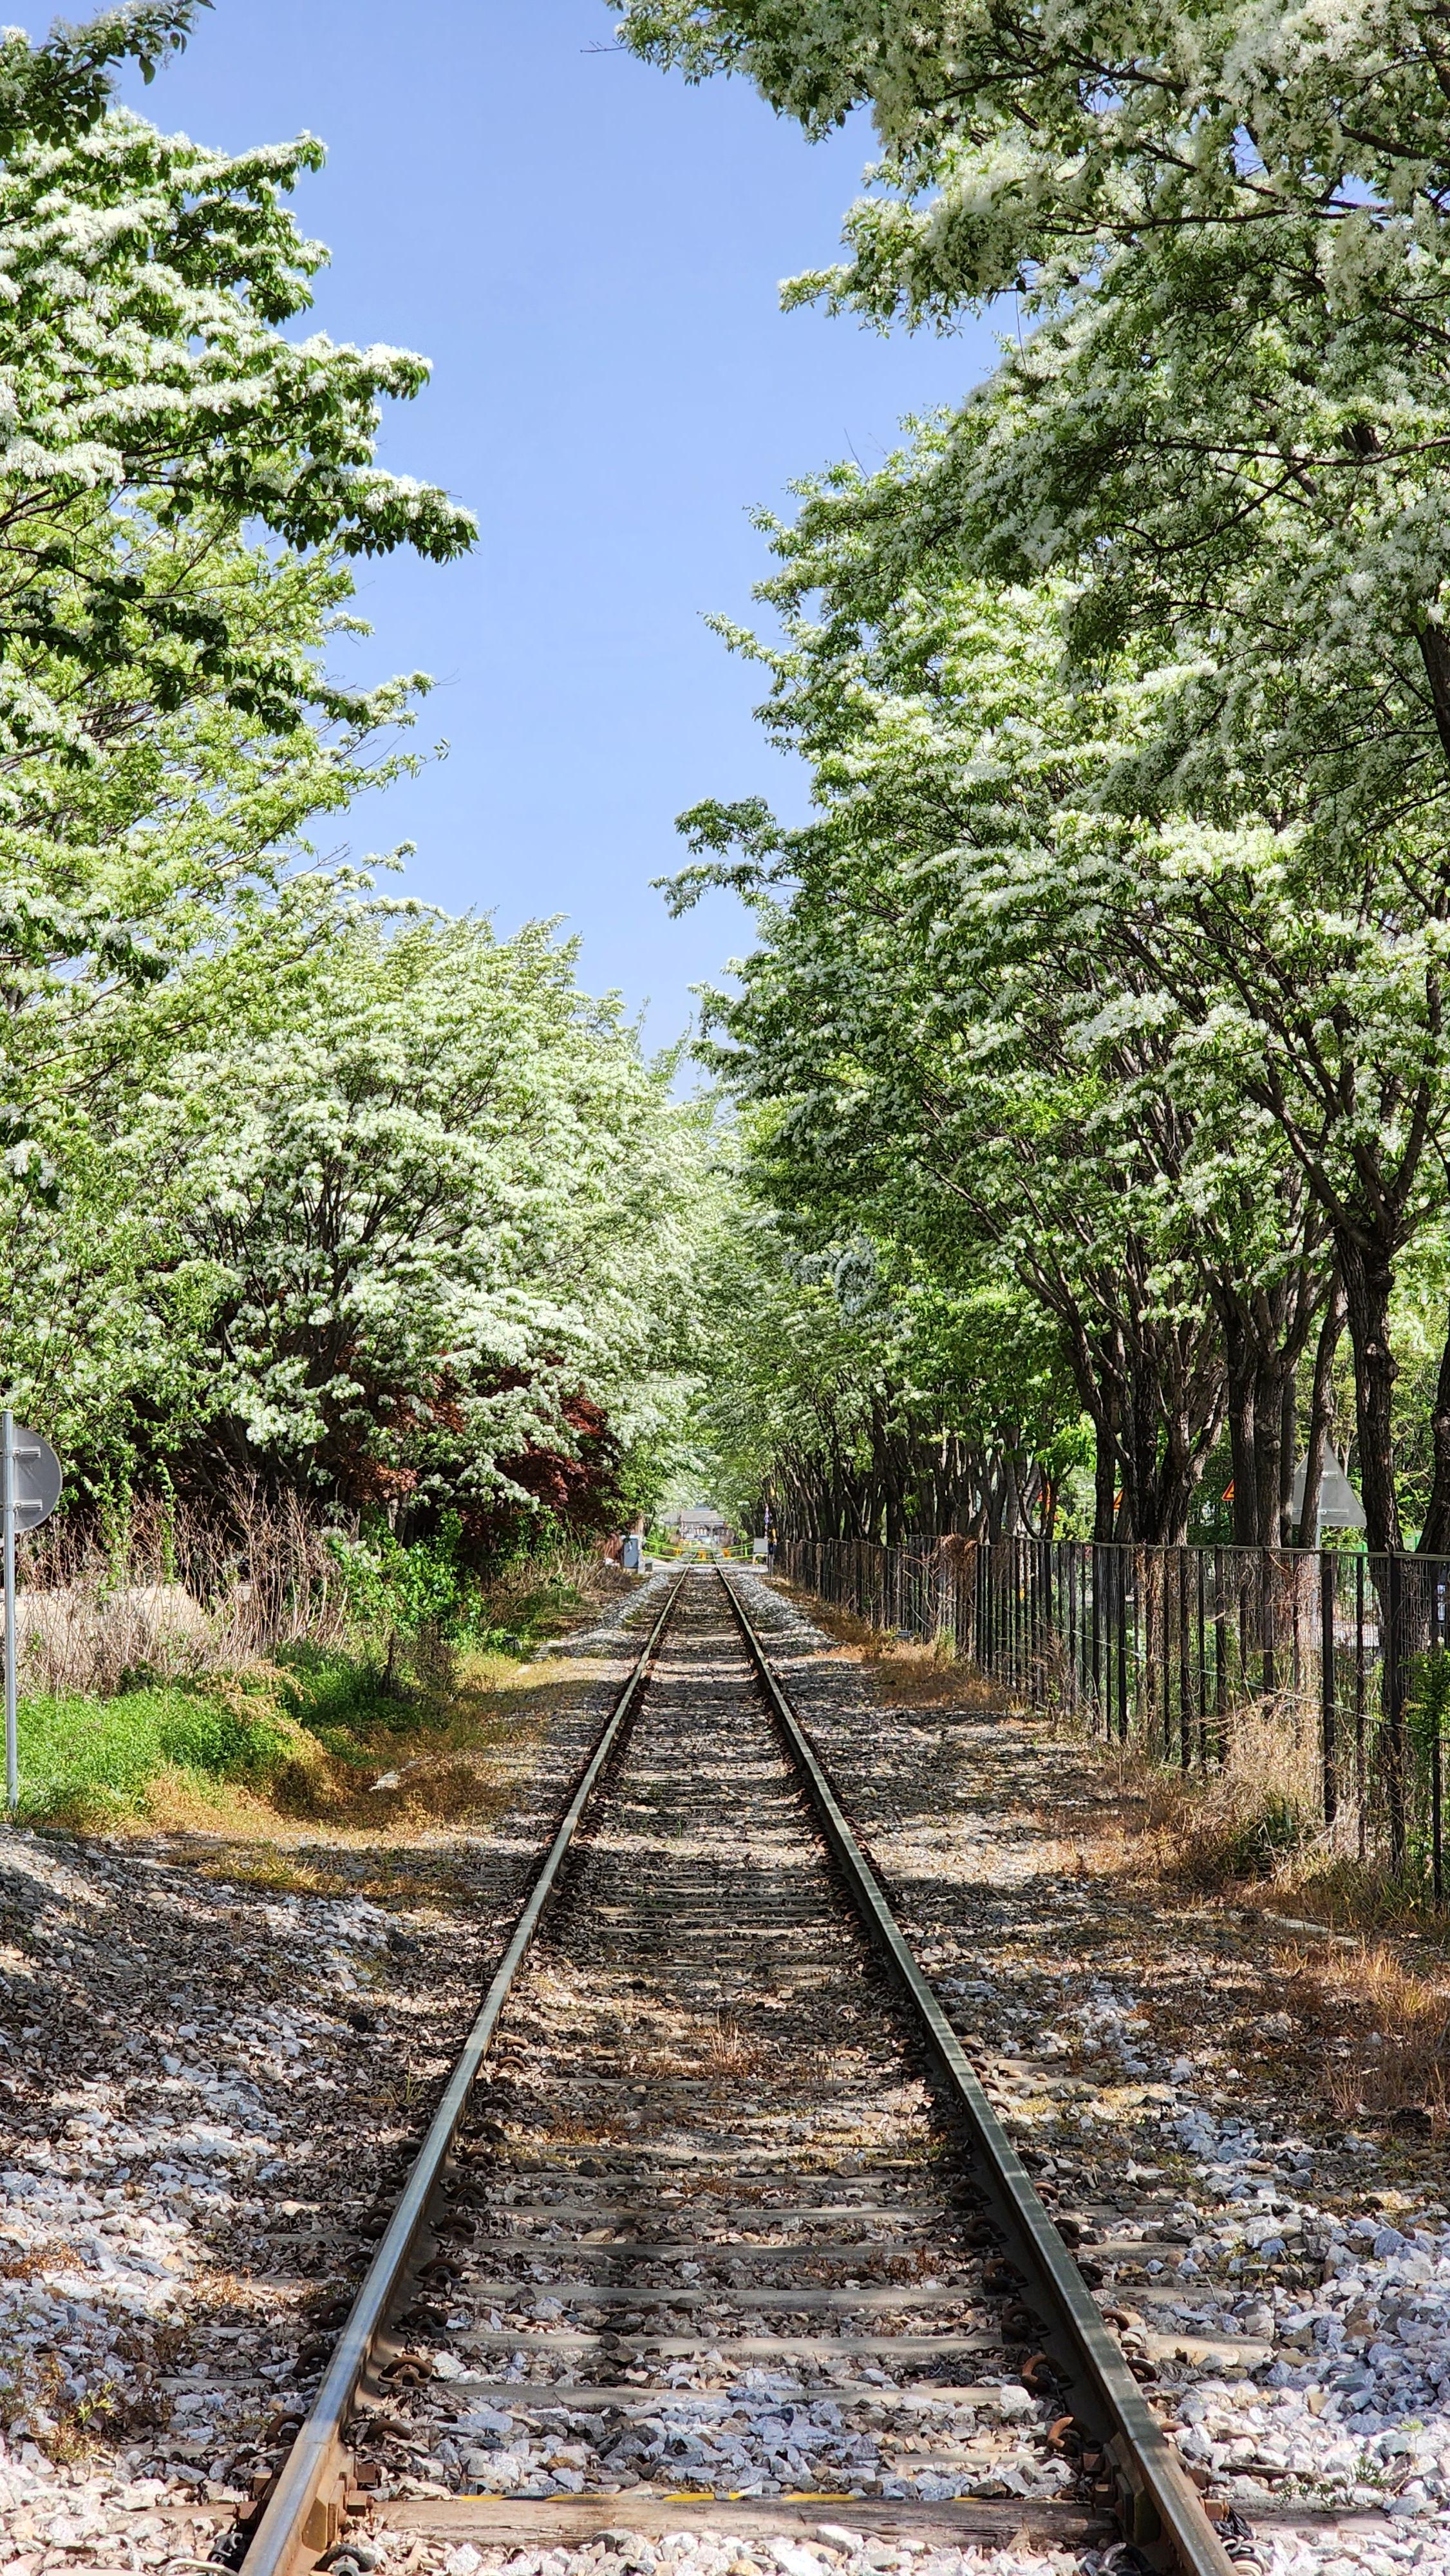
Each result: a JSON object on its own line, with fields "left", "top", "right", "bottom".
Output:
{"left": 1219, "top": 1791, "right": 1313, "bottom": 1880}
{"left": 1281, "top": 1942, "right": 1450, "bottom": 2129}
{"left": 14, "top": 1676, "right": 304, "bottom": 1827}
{"left": 778, "top": 1587, "right": 997, "bottom": 1712}
{"left": 10, "top": 1552, "right": 624, "bottom": 1833}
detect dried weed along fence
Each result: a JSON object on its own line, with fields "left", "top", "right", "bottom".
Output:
{"left": 13, "top": 1490, "right": 356, "bottom": 1699}
{"left": 780, "top": 1535, "right": 1450, "bottom": 1905}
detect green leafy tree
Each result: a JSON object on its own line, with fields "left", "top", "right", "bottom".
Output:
{"left": 617, "top": 0, "right": 1450, "bottom": 1551}
{"left": 685, "top": 1126, "right": 1083, "bottom": 1546}
{"left": 672, "top": 529, "right": 1344, "bottom": 1542}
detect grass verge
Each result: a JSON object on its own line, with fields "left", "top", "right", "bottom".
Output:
{"left": 10, "top": 1564, "right": 622, "bottom": 1834}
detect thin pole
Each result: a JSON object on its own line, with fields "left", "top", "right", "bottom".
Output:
{"left": 1320, "top": 1550, "right": 1337, "bottom": 1831}
{"left": 1386, "top": 1550, "right": 1406, "bottom": 1877}
{"left": 1196, "top": 1547, "right": 1207, "bottom": 1765}
{"left": 1097, "top": 1546, "right": 1107, "bottom": 1731}
{"left": 1214, "top": 1546, "right": 1227, "bottom": 1764}
{"left": 1179, "top": 1549, "right": 1192, "bottom": 1770}
{"left": 1123, "top": 1546, "right": 1133, "bottom": 1752}
{"left": 5, "top": 1409, "right": 16, "bottom": 1814}
{"left": 1434, "top": 1560, "right": 1445, "bottom": 1908}
{"left": 1355, "top": 1553, "right": 1367, "bottom": 1859}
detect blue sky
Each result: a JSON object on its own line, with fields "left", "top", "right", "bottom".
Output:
{"left": 117, "top": 2, "right": 998, "bottom": 1056}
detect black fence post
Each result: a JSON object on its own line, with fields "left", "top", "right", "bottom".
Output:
{"left": 1386, "top": 1549, "right": 1406, "bottom": 1877}
{"left": 1195, "top": 1548, "right": 1208, "bottom": 1765}
{"left": 1214, "top": 1546, "right": 1227, "bottom": 1765}
{"left": 1320, "top": 1551, "right": 1337, "bottom": 1831}
{"left": 1090, "top": 1544, "right": 1102, "bottom": 1731}
{"left": 1433, "top": 1562, "right": 1445, "bottom": 1909}
{"left": 1433, "top": 1668, "right": 1444, "bottom": 1910}
{"left": 1120, "top": 1549, "right": 1130, "bottom": 1742}
{"left": 1355, "top": 1554, "right": 1367, "bottom": 1860}
{"left": 1178, "top": 1551, "right": 1192, "bottom": 1769}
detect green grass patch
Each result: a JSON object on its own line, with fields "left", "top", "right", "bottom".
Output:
{"left": 272, "top": 1643, "right": 408, "bottom": 1759}
{"left": 9, "top": 1568, "right": 600, "bottom": 1826}
{"left": 14, "top": 1676, "right": 298, "bottom": 1826}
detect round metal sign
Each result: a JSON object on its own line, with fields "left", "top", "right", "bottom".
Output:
{"left": 8, "top": 1426, "right": 62, "bottom": 1530}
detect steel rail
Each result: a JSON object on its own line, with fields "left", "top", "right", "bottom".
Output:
{"left": 241, "top": 1571, "right": 688, "bottom": 2576}
{"left": 718, "top": 1568, "right": 1236, "bottom": 2576}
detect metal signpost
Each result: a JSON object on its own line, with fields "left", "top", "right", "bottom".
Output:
{"left": 2, "top": 1414, "right": 62, "bottom": 1813}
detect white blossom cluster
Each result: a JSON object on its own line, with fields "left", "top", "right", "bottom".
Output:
{"left": 619, "top": 0, "right": 1450, "bottom": 1554}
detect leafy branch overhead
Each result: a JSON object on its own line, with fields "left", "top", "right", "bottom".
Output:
{"left": 623, "top": 0, "right": 1450, "bottom": 1557}
{"left": 0, "top": 2, "right": 713, "bottom": 1555}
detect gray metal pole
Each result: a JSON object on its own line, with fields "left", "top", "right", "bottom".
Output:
{"left": 4, "top": 1410, "right": 15, "bottom": 1813}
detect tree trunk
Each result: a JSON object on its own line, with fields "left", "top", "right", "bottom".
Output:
{"left": 999, "top": 1448, "right": 1022, "bottom": 1541}
{"left": 1221, "top": 1305, "right": 1260, "bottom": 1547}
{"left": 1093, "top": 1428, "right": 1117, "bottom": 1546}
{"left": 1277, "top": 1365, "right": 1297, "bottom": 1544}
{"left": 1147, "top": 1437, "right": 1199, "bottom": 1546}
{"left": 1219, "top": 1290, "right": 1317, "bottom": 1544}
{"left": 1416, "top": 1293, "right": 1450, "bottom": 1556}
{"left": 1295, "top": 1280, "right": 1345, "bottom": 1547}
{"left": 1339, "top": 1238, "right": 1401, "bottom": 1551}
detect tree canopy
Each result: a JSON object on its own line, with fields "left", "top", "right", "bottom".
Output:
{"left": 622, "top": 0, "right": 1450, "bottom": 1555}
{"left": 0, "top": 3, "right": 713, "bottom": 1561}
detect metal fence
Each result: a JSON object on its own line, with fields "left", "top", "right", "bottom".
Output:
{"left": 778, "top": 1534, "right": 1450, "bottom": 1903}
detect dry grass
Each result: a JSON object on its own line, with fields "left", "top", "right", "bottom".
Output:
{"left": 1276, "top": 1939, "right": 1450, "bottom": 2129}
{"left": 15, "top": 1484, "right": 625, "bottom": 1757}
{"left": 1048, "top": 1698, "right": 1450, "bottom": 1951}
{"left": 1050, "top": 1701, "right": 1321, "bottom": 1892}
{"left": 636, "top": 2009, "right": 774, "bottom": 2082}
{"left": 699, "top": 2010, "right": 769, "bottom": 2078}
{"left": 39, "top": 1551, "right": 635, "bottom": 1864}
{"left": 776, "top": 1586, "right": 998, "bottom": 1712}
{"left": 1032, "top": 1709, "right": 1450, "bottom": 2130}
{"left": 522, "top": 2110, "right": 634, "bottom": 2146}
{"left": 130, "top": 1685, "right": 558, "bottom": 1892}
{"left": 16, "top": 1483, "right": 352, "bottom": 1696}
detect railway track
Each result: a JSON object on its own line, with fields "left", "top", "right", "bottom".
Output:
{"left": 238, "top": 1567, "right": 1241, "bottom": 2576}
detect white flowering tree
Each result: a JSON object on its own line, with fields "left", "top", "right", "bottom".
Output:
{"left": 617, "top": 0, "right": 1450, "bottom": 1552}
{"left": 0, "top": 1, "right": 471, "bottom": 1027}
{"left": 38, "top": 908, "right": 698, "bottom": 1523}
{"left": 672, "top": 527, "right": 1350, "bottom": 1543}
{"left": 0, "top": 7, "right": 713, "bottom": 1552}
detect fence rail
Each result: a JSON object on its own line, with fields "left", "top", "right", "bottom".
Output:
{"left": 778, "top": 1534, "right": 1450, "bottom": 1904}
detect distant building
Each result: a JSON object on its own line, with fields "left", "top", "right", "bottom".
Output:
{"left": 660, "top": 1504, "right": 737, "bottom": 1551}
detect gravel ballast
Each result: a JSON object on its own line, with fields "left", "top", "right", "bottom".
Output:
{"left": 8, "top": 1564, "right": 1443, "bottom": 2576}
{"left": 733, "top": 1571, "right": 1450, "bottom": 2576}
{"left": 0, "top": 1579, "right": 667, "bottom": 2574}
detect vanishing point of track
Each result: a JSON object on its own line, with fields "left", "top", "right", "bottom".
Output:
{"left": 240, "top": 1569, "right": 1238, "bottom": 2576}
